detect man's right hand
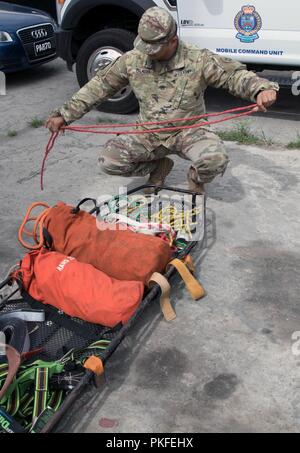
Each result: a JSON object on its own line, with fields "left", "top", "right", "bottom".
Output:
{"left": 45, "top": 116, "right": 66, "bottom": 133}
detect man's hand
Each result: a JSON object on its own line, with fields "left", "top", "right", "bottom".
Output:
{"left": 45, "top": 116, "right": 66, "bottom": 133}
{"left": 253, "top": 90, "right": 277, "bottom": 113}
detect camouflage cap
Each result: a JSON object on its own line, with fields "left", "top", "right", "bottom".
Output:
{"left": 134, "top": 7, "right": 177, "bottom": 55}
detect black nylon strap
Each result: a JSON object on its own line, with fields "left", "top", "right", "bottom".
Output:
{"left": 42, "top": 228, "right": 53, "bottom": 250}
{"left": 71, "top": 198, "right": 97, "bottom": 214}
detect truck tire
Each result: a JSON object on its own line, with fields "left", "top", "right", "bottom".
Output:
{"left": 76, "top": 28, "right": 138, "bottom": 114}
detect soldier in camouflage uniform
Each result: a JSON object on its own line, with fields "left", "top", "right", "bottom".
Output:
{"left": 46, "top": 7, "right": 279, "bottom": 193}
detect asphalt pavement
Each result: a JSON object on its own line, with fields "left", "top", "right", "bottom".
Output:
{"left": 0, "top": 59, "right": 300, "bottom": 433}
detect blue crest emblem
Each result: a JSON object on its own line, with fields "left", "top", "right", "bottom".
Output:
{"left": 234, "top": 5, "right": 262, "bottom": 43}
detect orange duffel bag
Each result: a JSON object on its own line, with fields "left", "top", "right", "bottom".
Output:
{"left": 14, "top": 248, "right": 144, "bottom": 327}
{"left": 18, "top": 200, "right": 171, "bottom": 283}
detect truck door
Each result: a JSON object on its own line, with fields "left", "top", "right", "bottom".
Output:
{"left": 176, "top": 0, "right": 300, "bottom": 68}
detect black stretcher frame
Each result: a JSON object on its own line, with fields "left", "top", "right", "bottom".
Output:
{"left": 0, "top": 185, "right": 206, "bottom": 433}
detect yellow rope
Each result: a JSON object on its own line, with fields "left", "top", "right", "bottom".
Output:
{"left": 151, "top": 206, "right": 201, "bottom": 240}
{"left": 107, "top": 195, "right": 202, "bottom": 240}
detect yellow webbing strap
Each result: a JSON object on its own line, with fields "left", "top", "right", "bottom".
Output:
{"left": 168, "top": 256, "right": 205, "bottom": 300}
{"left": 183, "top": 254, "right": 196, "bottom": 274}
{"left": 148, "top": 272, "right": 176, "bottom": 322}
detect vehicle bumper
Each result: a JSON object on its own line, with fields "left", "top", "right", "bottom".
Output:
{"left": 1, "top": 54, "right": 58, "bottom": 73}
{"left": 0, "top": 41, "right": 28, "bottom": 72}
{"left": 0, "top": 41, "right": 57, "bottom": 73}
{"left": 56, "top": 28, "right": 73, "bottom": 69}
{"left": 1, "top": 25, "right": 58, "bottom": 73}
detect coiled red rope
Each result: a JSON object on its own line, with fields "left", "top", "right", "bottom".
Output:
{"left": 41, "top": 104, "right": 257, "bottom": 190}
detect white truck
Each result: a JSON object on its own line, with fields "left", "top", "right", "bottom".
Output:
{"left": 55, "top": 0, "right": 300, "bottom": 113}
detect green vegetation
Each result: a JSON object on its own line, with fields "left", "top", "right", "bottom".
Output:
{"left": 7, "top": 129, "right": 17, "bottom": 137}
{"left": 30, "top": 118, "right": 44, "bottom": 128}
{"left": 217, "top": 123, "right": 263, "bottom": 146}
{"left": 287, "top": 135, "right": 300, "bottom": 150}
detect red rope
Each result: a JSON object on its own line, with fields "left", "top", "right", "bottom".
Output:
{"left": 40, "top": 131, "right": 58, "bottom": 191}
{"left": 65, "top": 104, "right": 257, "bottom": 130}
{"left": 41, "top": 104, "right": 257, "bottom": 190}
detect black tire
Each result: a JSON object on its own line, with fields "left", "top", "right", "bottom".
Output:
{"left": 76, "top": 28, "right": 138, "bottom": 114}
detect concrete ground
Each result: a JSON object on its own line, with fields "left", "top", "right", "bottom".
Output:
{"left": 0, "top": 59, "right": 300, "bottom": 433}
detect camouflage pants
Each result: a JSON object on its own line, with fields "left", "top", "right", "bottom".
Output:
{"left": 99, "top": 127, "right": 229, "bottom": 183}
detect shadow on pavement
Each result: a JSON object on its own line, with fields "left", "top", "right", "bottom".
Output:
{"left": 5, "top": 59, "right": 68, "bottom": 89}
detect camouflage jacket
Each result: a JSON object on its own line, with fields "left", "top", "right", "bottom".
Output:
{"left": 56, "top": 40, "right": 279, "bottom": 134}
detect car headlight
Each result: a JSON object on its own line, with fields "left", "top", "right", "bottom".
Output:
{"left": 0, "top": 32, "right": 13, "bottom": 42}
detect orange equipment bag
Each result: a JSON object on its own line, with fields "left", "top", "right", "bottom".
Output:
{"left": 18, "top": 201, "right": 171, "bottom": 283}
{"left": 16, "top": 248, "right": 144, "bottom": 328}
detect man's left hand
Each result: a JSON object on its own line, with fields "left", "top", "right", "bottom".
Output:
{"left": 253, "top": 90, "right": 277, "bottom": 113}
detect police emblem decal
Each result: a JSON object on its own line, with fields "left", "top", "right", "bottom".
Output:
{"left": 234, "top": 5, "right": 262, "bottom": 43}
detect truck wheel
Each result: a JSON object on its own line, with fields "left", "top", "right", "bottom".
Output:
{"left": 76, "top": 28, "right": 138, "bottom": 114}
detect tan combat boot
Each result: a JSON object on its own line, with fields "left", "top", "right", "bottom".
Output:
{"left": 187, "top": 167, "right": 206, "bottom": 194}
{"left": 144, "top": 157, "right": 174, "bottom": 194}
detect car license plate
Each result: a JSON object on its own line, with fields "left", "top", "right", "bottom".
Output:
{"left": 34, "top": 40, "right": 53, "bottom": 56}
